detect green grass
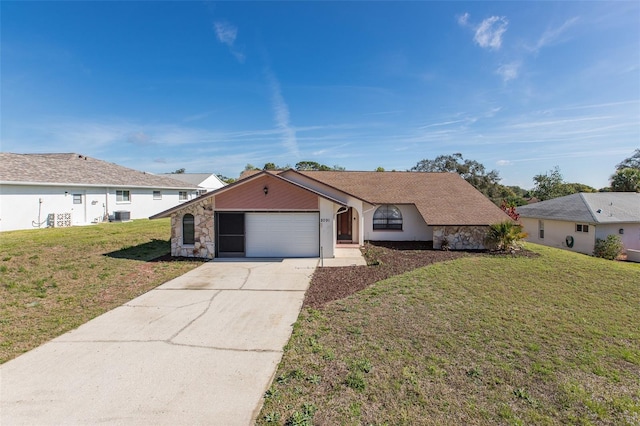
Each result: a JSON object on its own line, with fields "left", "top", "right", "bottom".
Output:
{"left": 258, "top": 244, "right": 640, "bottom": 425}
{"left": 0, "top": 219, "right": 203, "bottom": 363}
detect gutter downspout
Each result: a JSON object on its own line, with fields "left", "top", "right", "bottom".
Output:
{"left": 105, "top": 188, "right": 109, "bottom": 222}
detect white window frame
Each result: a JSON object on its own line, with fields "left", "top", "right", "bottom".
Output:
{"left": 116, "top": 190, "right": 131, "bottom": 203}
{"left": 73, "top": 194, "right": 82, "bottom": 204}
{"left": 179, "top": 191, "right": 188, "bottom": 201}
{"left": 153, "top": 190, "right": 162, "bottom": 200}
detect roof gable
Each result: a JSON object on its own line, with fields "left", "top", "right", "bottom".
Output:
{"left": 216, "top": 174, "right": 318, "bottom": 210}
{"left": 0, "top": 153, "right": 197, "bottom": 189}
{"left": 150, "top": 170, "right": 346, "bottom": 219}
{"left": 158, "top": 173, "right": 225, "bottom": 188}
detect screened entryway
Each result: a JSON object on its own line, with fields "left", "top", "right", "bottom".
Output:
{"left": 215, "top": 213, "right": 245, "bottom": 257}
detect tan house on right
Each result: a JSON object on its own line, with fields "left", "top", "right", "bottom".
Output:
{"left": 517, "top": 192, "right": 640, "bottom": 255}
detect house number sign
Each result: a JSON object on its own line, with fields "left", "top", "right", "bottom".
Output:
{"left": 320, "top": 218, "right": 331, "bottom": 223}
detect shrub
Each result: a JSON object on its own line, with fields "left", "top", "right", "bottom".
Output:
{"left": 593, "top": 235, "right": 624, "bottom": 260}
{"left": 485, "top": 221, "right": 528, "bottom": 251}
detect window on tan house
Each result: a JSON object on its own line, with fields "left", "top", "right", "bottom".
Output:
{"left": 576, "top": 224, "right": 589, "bottom": 233}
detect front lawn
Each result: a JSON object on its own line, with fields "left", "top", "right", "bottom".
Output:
{"left": 0, "top": 219, "right": 203, "bottom": 363}
{"left": 259, "top": 243, "right": 640, "bottom": 425}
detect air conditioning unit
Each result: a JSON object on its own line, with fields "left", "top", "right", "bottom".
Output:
{"left": 114, "top": 211, "right": 131, "bottom": 221}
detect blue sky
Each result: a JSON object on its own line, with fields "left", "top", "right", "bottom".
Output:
{"left": 2, "top": 1, "right": 638, "bottom": 189}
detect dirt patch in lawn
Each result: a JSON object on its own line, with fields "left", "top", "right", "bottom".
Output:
{"left": 304, "top": 241, "right": 537, "bottom": 308}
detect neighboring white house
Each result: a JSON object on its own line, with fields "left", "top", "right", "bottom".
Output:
{"left": 0, "top": 153, "right": 199, "bottom": 232}
{"left": 158, "top": 173, "right": 226, "bottom": 195}
{"left": 517, "top": 192, "right": 640, "bottom": 255}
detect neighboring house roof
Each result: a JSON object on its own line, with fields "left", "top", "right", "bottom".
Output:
{"left": 158, "top": 173, "right": 225, "bottom": 188}
{"left": 155, "top": 169, "right": 509, "bottom": 226}
{"left": 0, "top": 153, "right": 198, "bottom": 189}
{"left": 295, "top": 170, "right": 508, "bottom": 226}
{"left": 517, "top": 192, "right": 640, "bottom": 223}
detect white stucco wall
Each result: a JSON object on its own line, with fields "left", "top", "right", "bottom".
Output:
{"left": 363, "top": 204, "right": 433, "bottom": 242}
{"left": 595, "top": 223, "right": 640, "bottom": 251}
{"left": 0, "top": 184, "right": 192, "bottom": 232}
{"left": 521, "top": 217, "right": 596, "bottom": 255}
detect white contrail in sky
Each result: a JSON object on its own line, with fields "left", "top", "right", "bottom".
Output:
{"left": 265, "top": 69, "right": 300, "bottom": 158}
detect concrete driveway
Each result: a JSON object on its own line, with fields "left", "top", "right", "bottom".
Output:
{"left": 1, "top": 258, "right": 318, "bottom": 425}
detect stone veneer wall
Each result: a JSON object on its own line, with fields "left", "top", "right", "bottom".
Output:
{"left": 171, "top": 197, "right": 215, "bottom": 259}
{"left": 433, "top": 225, "right": 489, "bottom": 250}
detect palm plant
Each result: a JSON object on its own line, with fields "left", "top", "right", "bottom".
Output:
{"left": 485, "top": 221, "right": 528, "bottom": 251}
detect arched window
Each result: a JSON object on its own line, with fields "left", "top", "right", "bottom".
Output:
{"left": 373, "top": 205, "right": 402, "bottom": 230}
{"left": 183, "top": 214, "right": 195, "bottom": 245}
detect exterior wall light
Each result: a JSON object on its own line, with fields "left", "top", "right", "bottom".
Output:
{"left": 263, "top": 186, "right": 269, "bottom": 195}
{"left": 619, "top": 228, "right": 624, "bottom": 235}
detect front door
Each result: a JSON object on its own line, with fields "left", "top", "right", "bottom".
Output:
{"left": 337, "top": 207, "right": 352, "bottom": 241}
{"left": 216, "top": 213, "right": 245, "bottom": 257}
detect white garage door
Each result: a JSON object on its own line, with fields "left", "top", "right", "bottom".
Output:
{"left": 245, "top": 213, "right": 319, "bottom": 257}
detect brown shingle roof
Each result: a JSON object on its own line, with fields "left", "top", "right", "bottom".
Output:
{"left": 297, "top": 170, "right": 509, "bottom": 225}
{"left": 0, "top": 153, "right": 198, "bottom": 189}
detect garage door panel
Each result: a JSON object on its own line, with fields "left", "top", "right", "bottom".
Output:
{"left": 246, "top": 213, "right": 319, "bottom": 257}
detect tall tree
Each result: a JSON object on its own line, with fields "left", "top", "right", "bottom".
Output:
{"left": 411, "top": 153, "right": 509, "bottom": 204}
{"left": 616, "top": 149, "right": 640, "bottom": 170}
{"left": 532, "top": 166, "right": 581, "bottom": 201}
{"left": 263, "top": 162, "right": 278, "bottom": 171}
{"left": 608, "top": 150, "right": 640, "bottom": 192}
{"left": 611, "top": 168, "right": 640, "bottom": 192}
{"left": 171, "top": 168, "right": 186, "bottom": 174}
{"left": 295, "top": 161, "right": 343, "bottom": 171}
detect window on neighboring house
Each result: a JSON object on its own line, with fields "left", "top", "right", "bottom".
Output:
{"left": 116, "top": 190, "right": 131, "bottom": 203}
{"left": 153, "top": 191, "right": 162, "bottom": 200}
{"left": 373, "top": 205, "right": 403, "bottom": 230}
{"left": 183, "top": 214, "right": 195, "bottom": 245}
{"left": 538, "top": 220, "right": 544, "bottom": 239}
{"left": 576, "top": 224, "right": 589, "bottom": 233}
{"left": 73, "top": 194, "right": 82, "bottom": 204}
{"left": 197, "top": 189, "right": 207, "bottom": 196}
{"left": 179, "top": 191, "right": 188, "bottom": 201}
